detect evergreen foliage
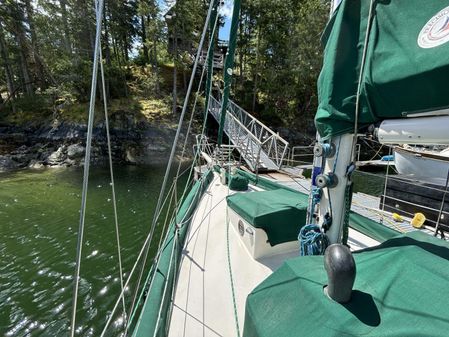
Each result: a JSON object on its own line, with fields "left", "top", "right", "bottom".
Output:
{"left": 0, "top": 0, "right": 328, "bottom": 131}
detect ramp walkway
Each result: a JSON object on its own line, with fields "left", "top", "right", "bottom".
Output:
{"left": 208, "top": 96, "right": 289, "bottom": 171}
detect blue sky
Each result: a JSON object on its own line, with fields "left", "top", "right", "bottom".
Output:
{"left": 158, "top": 0, "right": 233, "bottom": 41}
{"left": 218, "top": 0, "right": 233, "bottom": 40}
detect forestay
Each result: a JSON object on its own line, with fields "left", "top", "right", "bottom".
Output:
{"left": 315, "top": 0, "right": 449, "bottom": 140}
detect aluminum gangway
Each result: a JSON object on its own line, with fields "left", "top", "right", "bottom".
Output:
{"left": 208, "top": 96, "right": 289, "bottom": 172}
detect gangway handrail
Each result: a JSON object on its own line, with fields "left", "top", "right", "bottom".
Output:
{"left": 208, "top": 95, "right": 289, "bottom": 170}
{"left": 227, "top": 99, "right": 289, "bottom": 147}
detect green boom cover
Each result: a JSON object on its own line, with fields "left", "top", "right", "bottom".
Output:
{"left": 315, "top": 0, "right": 449, "bottom": 140}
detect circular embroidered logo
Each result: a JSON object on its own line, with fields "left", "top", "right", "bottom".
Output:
{"left": 418, "top": 6, "right": 449, "bottom": 48}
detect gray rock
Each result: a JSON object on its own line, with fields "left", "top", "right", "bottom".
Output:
{"left": 28, "top": 160, "right": 45, "bottom": 169}
{"left": 64, "top": 158, "right": 76, "bottom": 166}
{"left": 67, "top": 144, "right": 85, "bottom": 159}
{"left": 47, "top": 146, "right": 66, "bottom": 165}
{"left": 0, "top": 155, "right": 19, "bottom": 171}
{"left": 146, "top": 143, "right": 168, "bottom": 152}
{"left": 125, "top": 145, "right": 140, "bottom": 164}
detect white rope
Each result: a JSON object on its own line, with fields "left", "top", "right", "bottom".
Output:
{"left": 98, "top": 23, "right": 127, "bottom": 324}
{"left": 70, "top": 0, "right": 104, "bottom": 336}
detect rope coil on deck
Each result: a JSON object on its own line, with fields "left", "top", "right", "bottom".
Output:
{"left": 299, "top": 224, "right": 329, "bottom": 256}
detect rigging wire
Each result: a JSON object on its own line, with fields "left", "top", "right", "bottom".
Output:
{"left": 380, "top": 146, "right": 392, "bottom": 224}
{"left": 101, "top": 0, "right": 218, "bottom": 330}
{"left": 96, "top": 3, "right": 219, "bottom": 335}
{"left": 167, "top": 8, "right": 221, "bottom": 225}
{"left": 128, "top": 177, "right": 209, "bottom": 334}
{"left": 70, "top": 0, "right": 104, "bottom": 335}
{"left": 128, "top": 35, "right": 220, "bottom": 324}
{"left": 96, "top": 4, "right": 127, "bottom": 324}
{"left": 351, "top": 0, "right": 375, "bottom": 162}
{"left": 124, "top": 0, "right": 216, "bottom": 325}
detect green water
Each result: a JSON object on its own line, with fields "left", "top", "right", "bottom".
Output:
{"left": 0, "top": 165, "right": 187, "bottom": 336}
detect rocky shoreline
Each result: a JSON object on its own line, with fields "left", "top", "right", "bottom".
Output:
{"left": 0, "top": 117, "right": 191, "bottom": 172}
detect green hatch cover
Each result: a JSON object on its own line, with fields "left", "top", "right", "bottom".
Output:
{"left": 244, "top": 231, "right": 449, "bottom": 337}
{"left": 315, "top": 0, "right": 449, "bottom": 140}
{"left": 227, "top": 189, "right": 308, "bottom": 246}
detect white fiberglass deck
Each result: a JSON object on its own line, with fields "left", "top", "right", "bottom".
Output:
{"left": 168, "top": 173, "right": 378, "bottom": 337}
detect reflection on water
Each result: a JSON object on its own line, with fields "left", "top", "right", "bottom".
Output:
{"left": 0, "top": 165, "right": 187, "bottom": 336}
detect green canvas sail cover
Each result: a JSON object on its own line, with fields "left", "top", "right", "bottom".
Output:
{"left": 315, "top": 0, "right": 449, "bottom": 140}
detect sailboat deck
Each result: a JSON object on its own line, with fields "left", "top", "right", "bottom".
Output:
{"left": 263, "top": 172, "right": 437, "bottom": 237}
{"left": 168, "top": 173, "right": 378, "bottom": 337}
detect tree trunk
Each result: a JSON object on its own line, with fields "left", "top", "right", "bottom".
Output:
{"left": 252, "top": 31, "right": 261, "bottom": 112}
{"left": 239, "top": 15, "right": 244, "bottom": 85}
{"left": 0, "top": 21, "right": 15, "bottom": 100}
{"left": 24, "top": 0, "right": 56, "bottom": 88}
{"left": 172, "top": 27, "right": 178, "bottom": 115}
{"left": 181, "top": 21, "right": 187, "bottom": 92}
{"left": 141, "top": 15, "right": 149, "bottom": 63}
{"left": 103, "top": 4, "right": 111, "bottom": 98}
{"left": 59, "top": 0, "right": 72, "bottom": 54}
{"left": 123, "top": 33, "right": 129, "bottom": 62}
{"left": 10, "top": 6, "right": 33, "bottom": 96}
{"left": 153, "top": 36, "right": 159, "bottom": 94}
{"left": 19, "top": 51, "right": 33, "bottom": 96}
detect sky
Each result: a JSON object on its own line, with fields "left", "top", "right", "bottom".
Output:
{"left": 219, "top": 0, "right": 233, "bottom": 40}
{"left": 158, "top": 0, "right": 234, "bottom": 41}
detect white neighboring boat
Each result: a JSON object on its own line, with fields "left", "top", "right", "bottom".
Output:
{"left": 394, "top": 146, "right": 449, "bottom": 186}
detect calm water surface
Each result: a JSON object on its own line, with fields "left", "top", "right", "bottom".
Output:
{"left": 0, "top": 165, "right": 187, "bottom": 336}
{"left": 0, "top": 165, "right": 383, "bottom": 336}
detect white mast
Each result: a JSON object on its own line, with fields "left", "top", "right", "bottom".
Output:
{"left": 314, "top": 134, "right": 354, "bottom": 244}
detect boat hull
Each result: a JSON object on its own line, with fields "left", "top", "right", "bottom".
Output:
{"left": 394, "top": 147, "right": 449, "bottom": 186}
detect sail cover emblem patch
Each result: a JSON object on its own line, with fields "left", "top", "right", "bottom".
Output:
{"left": 418, "top": 6, "right": 449, "bottom": 48}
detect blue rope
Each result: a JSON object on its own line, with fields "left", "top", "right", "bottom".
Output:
{"left": 299, "top": 224, "right": 330, "bottom": 256}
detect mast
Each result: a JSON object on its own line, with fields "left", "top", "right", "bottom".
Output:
{"left": 306, "top": 0, "right": 358, "bottom": 246}
{"left": 310, "top": 0, "right": 449, "bottom": 247}
{"left": 217, "top": 0, "right": 241, "bottom": 146}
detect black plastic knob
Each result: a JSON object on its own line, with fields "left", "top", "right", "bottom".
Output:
{"left": 324, "top": 244, "right": 356, "bottom": 303}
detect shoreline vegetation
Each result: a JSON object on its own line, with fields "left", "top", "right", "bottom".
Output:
{"left": 0, "top": 1, "right": 328, "bottom": 172}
